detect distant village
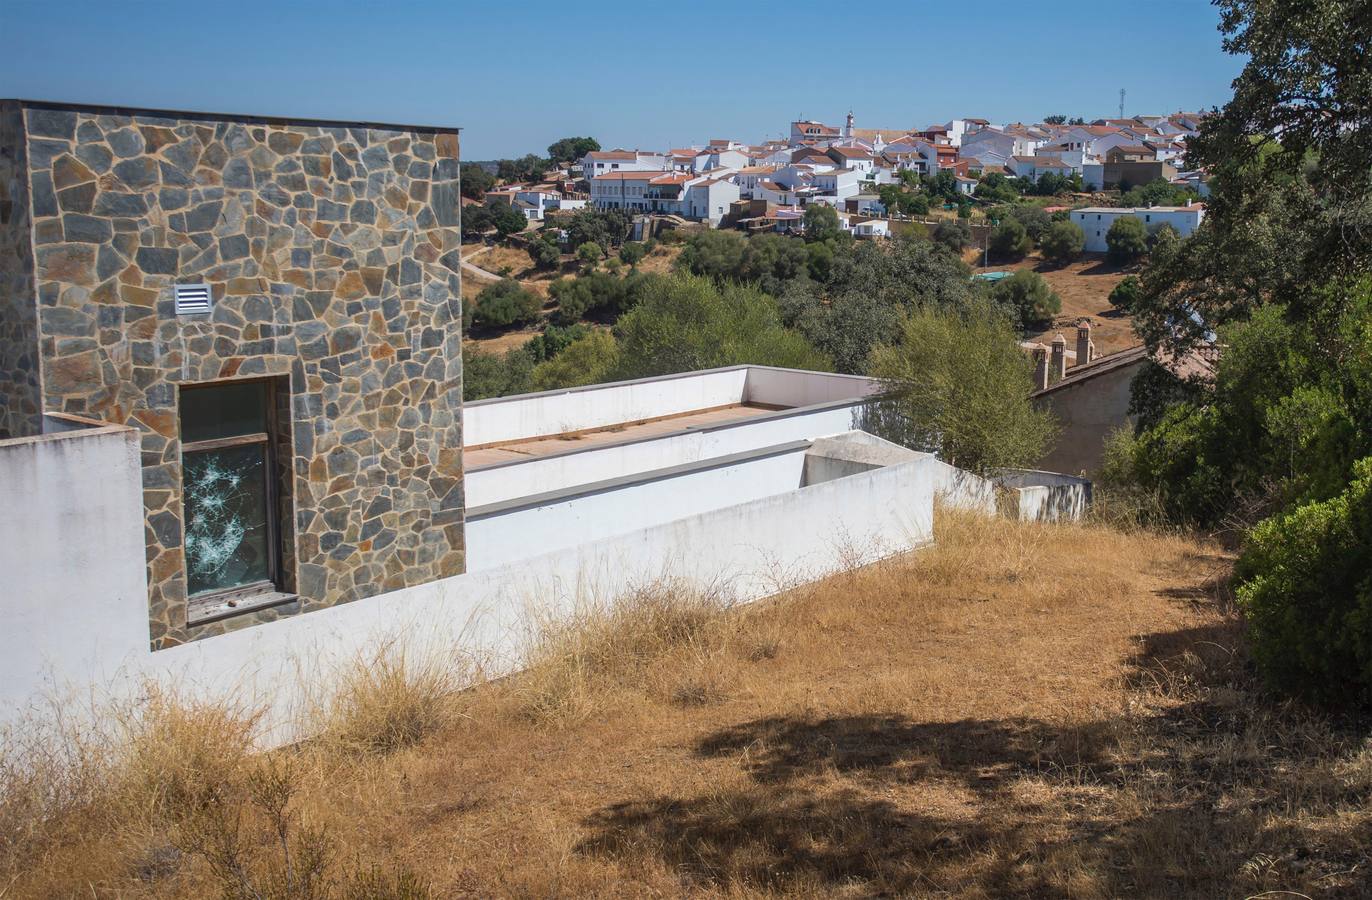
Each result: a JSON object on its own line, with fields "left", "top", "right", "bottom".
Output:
{"left": 477, "top": 112, "right": 1211, "bottom": 240}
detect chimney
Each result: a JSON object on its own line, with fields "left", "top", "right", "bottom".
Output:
{"left": 1050, "top": 334, "right": 1067, "bottom": 381}
{"left": 1033, "top": 346, "right": 1049, "bottom": 391}
{"left": 1076, "top": 320, "right": 1094, "bottom": 367}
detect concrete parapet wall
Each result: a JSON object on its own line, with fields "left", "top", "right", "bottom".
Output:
{"left": 0, "top": 425, "right": 940, "bottom": 745}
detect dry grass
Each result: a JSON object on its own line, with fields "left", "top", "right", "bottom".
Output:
{"left": 5, "top": 512, "right": 1372, "bottom": 897}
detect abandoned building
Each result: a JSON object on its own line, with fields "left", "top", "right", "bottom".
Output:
{"left": 0, "top": 100, "right": 1087, "bottom": 740}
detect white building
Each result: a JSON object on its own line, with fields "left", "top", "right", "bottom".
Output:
{"left": 810, "top": 168, "right": 863, "bottom": 204}
{"left": 578, "top": 149, "right": 669, "bottom": 181}
{"left": 1070, "top": 204, "right": 1206, "bottom": 253}
{"left": 1, "top": 363, "right": 1087, "bottom": 744}
{"left": 852, "top": 218, "right": 890, "bottom": 238}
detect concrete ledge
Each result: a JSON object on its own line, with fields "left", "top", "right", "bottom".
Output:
{"left": 466, "top": 439, "right": 813, "bottom": 521}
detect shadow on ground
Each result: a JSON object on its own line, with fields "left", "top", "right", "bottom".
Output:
{"left": 575, "top": 586, "right": 1372, "bottom": 896}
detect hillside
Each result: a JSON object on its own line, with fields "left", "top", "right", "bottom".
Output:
{"left": 972, "top": 251, "right": 1136, "bottom": 356}
{"left": 8, "top": 514, "right": 1370, "bottom": 898}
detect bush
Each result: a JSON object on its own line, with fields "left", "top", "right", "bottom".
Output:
{"left": 488, "top": 201, "right": 528, "bottom": 239}
{"left": 992, "top": 269, "right": 1061, "bottom": 328}
{"left": 577, "top": 241, "right": 604, "bottom": 270}
{"left": 527, "top": 237, "right": 561, "bottom": 270}
{"left": 932, "top": 220, "right": 972, "bottom": 253}
{"left": 1039, "top": 220, "right": 1085, "bottom": 265}
{"left": 1106, "top": 215, "right": 1148, "bottom": 264}
{"left": 989, "top": 218, "right": 1032, "bottom": 260}
{"left": 1109, "top": 275, "right": 1142, "bottom": 313}
{"left": 619, "top": 241, "right": 647, "bottom": 267}
{"left": 530, "top": 330, "right": 621, "bottom": 391}
{"left": 866, "top": 300, "right": 1057, "bottom": 473}
{"left": 1236, "top": 457, "right": 1372, "bottom": 707}
{"left": 611, "top": 274, "right": 829, "bottom": 380}
{"left": 470, "top": 279, "right": 541, "bottom": 330}
{"left": 462, "top": 345, "right": 534, "bottom": 400}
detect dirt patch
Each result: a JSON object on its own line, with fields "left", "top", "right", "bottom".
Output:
{"left": 975, "top": 252, "right": 1139, "bottom": 355}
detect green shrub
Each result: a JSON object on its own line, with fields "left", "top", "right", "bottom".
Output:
{"left": 471, "top": 279, "right": 541, "bottom": 329}
{"left": 932, "top": 220, "right": 972, "bottom": 253}
{"left": 527, "top": 237, "right": 561, "bottom": 270}
{"left": 1109, "top": 275, "right": 1142, "bottom": 312}
{"left": 1039, "top": 220, "right": 1085, "bottom": 265}
{"left": 1106, "top": 215, "right": 1148, "bottom": 264}
{"left": 989, "top": 218, "right": 1031, "bottom": 260}
{"left": 618, "top": 241, "right": 647, "bottom": 267}
{"left": 991, "top": 269, "right": 1061, "bottom": 327}
{"left": 1236, "top": 457, "right": 1372, "bottom": 707}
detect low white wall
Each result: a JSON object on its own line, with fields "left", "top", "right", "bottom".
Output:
{"left": 743, "top": 367, "right": 881, "bottom": 408}
{"left": 465, "top": 443, "right": 810, "bottom": 570}
{"left": 463, "top": 367, "right": 749, "bottom": 447}
{"left": 0, "top": 422, "right": 150, "bottom": 712}
{"left": 994, "top": 469, "right": 1092, "bottom": 523}
{"left": 0, "top": 439, "right": 941, "bottom": 746}
{"left": 924, "top": 456, "right": 998, "bottom": 515}
{"left": 465, "top": 403, "right": 862, "bottom": 507}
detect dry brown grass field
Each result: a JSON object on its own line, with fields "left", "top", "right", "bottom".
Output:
{"left": 10, "top": 513, "right": 1370, "bottom": 898}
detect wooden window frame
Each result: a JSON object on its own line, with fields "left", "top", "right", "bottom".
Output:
{"left": 178, "top": 377, "right": 287, "bottom": 618}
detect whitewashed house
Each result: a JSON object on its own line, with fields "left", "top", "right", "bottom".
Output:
{"left": 810, "top": 168, "right": 863, "bottom": 205}
{"left": 1071, "top": 203, "right": 1206, "bottom": 252}
{"left": 578, "top": 149, "right": 669, "bottom": 181}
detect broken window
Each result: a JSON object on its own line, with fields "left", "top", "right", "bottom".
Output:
{"left": 179, "top": 380, "right": 281, "bottom": 603}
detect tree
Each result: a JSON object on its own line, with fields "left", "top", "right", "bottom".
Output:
{"left": 565, "top": 207, "right": 630, "bottom": 253}
{"left": 1236, "top": 457, "right": 1372, "bottom": 707}
{"left": 927, "top": 170, "right": 959, "bottom": 201}
{"left": 989, "top": 218, "right": 1032, "bottom": 260}
{"left": 611, "top": 274, "right": 828, "bottom": 380}
{"left": 1032, "top": 172, "right": 1071, "bottom": 196}
{"left": 488, "top": 201, "right": 528, "bottom": 239}
{"left": 991, "top": 269, "right": 1061, "bottom": 327}
{"left": 779, "top": 237, "right": 974, "bottom": 374}
{"left": 462, "top": 345, "right": 534, "bottom": 401}
{"left": 460, "top": 163, "right": 496, "bottom": 200}
{"left": 1105, "top": 215, "right": 1148, "bottom": 264}
{"left": 496, "top": 154, "right": 548, "bottom": 184}
{"left": 1044, "top": 114, "right": 1069, "bottom": 125}
{"left": 547, "top": 136, "right": 600, "bottom": 165}
{"left": 1120, "top": 177, "right": 1198, "bottom": 208}
{"left": 576, "top": 241, "right": 604, "bottom": 271}
{"left": 530, "top": 330, "right": 621, "bottom": 392}
{"left": 462, "top": 204, "right": 493, "bottom": 240}
{"left": 1039, "top": 220, "right": 1085, "bottom": 265}
{"left": 1108, "top": 275, "right": 1142, "bottom": 313}
{"left": 931, "top": 220, "right": 973, "bottom": 253}
{"left": 975, "top": 172, "right": 1021, "bottom": 203}
{"left": 866, "top": 300, "right": 1057, "bottom": 473}
{"left": 802, "top": 204, "right": 842, "bottom": 243}
{"left": 470, "top": 279, "right": 541, "bottom": 330}
{"left": 527, "top": 236, "right": 561, "bottom": 270}
{"left": 618, "top": 241, "right": 647, "bottom": 268}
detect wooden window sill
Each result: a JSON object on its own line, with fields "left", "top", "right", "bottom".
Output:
{"left": 188, "top": 587, "right": 298, "bottom": 627}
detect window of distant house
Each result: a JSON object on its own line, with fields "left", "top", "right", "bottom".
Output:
{"left": 178, "top": 379, "right": 284, "bottom": 612}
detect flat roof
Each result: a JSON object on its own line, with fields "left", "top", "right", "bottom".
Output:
{"left": 4, "top": 98, "right": 460, "bottom": 134}
{"left": 464, "top": 402, "right": 784, "bottom": 469}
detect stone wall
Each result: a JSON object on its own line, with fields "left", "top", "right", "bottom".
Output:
{"left": 0, "top": 102, "right": 41, "bottom": 439}
{"left": 11, "top": 102, "right": 464, "bottom": 648}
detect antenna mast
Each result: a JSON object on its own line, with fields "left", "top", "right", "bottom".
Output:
{"left": 1118, "top": 89, "right": 1126, "bottom": 119}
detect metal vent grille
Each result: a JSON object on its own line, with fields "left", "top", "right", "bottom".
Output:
{"left": 174, "top": 283, "right": 212, "bottom": 316}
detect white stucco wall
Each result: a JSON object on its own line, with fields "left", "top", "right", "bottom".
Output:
{"left": 463, "top": 367, "right": 750, "bottom": 447}
{"left": 0, "top": 421, "right": 149, "bottom": 715}
{"left": 742, "top": 367, "right": 880, "bottom": 408}
{"left": 0, "top": 427, "right": 942, "bottom": 746}
{"left": 465, "top": 402, "right": 863, "bottom": 507}
{"left": 466, "top": 443, "right": 811, "bottom": 570}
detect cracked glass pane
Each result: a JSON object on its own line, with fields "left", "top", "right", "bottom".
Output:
{"left": 183, "top": 444, "right": 269, "bottom": 596}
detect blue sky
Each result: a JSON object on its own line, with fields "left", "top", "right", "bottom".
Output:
{"left": 1, "top": 1, "right": 1242, "bottom": 160}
